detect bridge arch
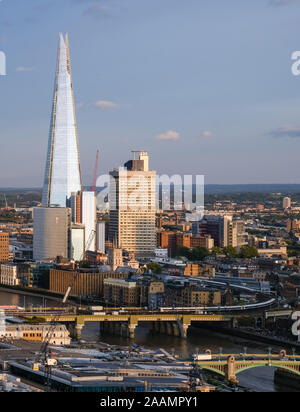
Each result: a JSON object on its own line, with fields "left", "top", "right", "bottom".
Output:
{"left": 234, "top": 362, "right": 300, "bottom": 377}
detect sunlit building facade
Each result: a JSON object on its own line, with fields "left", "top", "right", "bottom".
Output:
{"left": 42, "top": 33, "right": 82, "bottom": 208}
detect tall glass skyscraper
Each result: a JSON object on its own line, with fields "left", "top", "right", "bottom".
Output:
{"left": 42, "top": 33, "right": 82, "bottom": 207}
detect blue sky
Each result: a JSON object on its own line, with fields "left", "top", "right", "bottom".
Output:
{"left": 1, "top": 0, "right": 300, "bottom": 186}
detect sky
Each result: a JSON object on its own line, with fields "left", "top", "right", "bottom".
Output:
{"left": 1, "top": 0, "right": 300, "bottom": 186}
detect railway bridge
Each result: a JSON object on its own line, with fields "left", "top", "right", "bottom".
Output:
{"left": 23, "top": 313, "right": 235, "bottom": 340}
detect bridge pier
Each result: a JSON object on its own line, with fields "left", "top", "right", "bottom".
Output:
{"left": 166, "top": 322, "right": 173, "bottom": 336}
{"left": 172, "top": 322, "right": 181, "bottom": 337}
{"left": 69, "top": 322, "right": 84, "bottom": 341}
{"left": 231, "top": 317, "right": 239, "bottom": 329}
{"left": 177, "top": 320, "right": 190, "bottom": 339}
{"left": 226, "top": 356, "right": 239, "bottom": 385}
{"left": 128, "top": 324, "right": 137, "bottom": 339}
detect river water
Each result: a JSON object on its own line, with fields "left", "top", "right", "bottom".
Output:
{"left": 0, "top": 290, "right": 298, "bottom": 392}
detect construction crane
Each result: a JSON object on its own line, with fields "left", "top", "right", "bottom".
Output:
{"left": 35, "top": 230, "right": 96, "bottom": 390}
{"left": 91, "top": 149, "right": 100, "bottom": 192}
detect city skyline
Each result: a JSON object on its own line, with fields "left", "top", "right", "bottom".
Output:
{"left": 2, "top": 1, "right": 300, "bottom": 186}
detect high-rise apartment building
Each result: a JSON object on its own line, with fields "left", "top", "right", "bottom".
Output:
{"left": 33, "top": 208, "right": 70, "bottom": 261}
{"left": 81, "top": 191, "right": 96, "bottom": 252}
{"left": 96, "top": 222, "right": 106, "bottom": 253}
{"left": 193, "top": 215, "right": 246, "bottom": 248}
{"left": 109, "top": 152, "right": 156, "bottom": 258}
{"left": 69, "top": 224, "right": 85, "bottom": 261}
{"left": 193, "top": 215, "right": 231, "bottom": 248}
{"left": 42, "top": 33, "right": 82, "bottom": 208}
{"left": 283, "top": 197, "right": 291, "bottom": 210}
{"left": 0, "top": 232, "right": 9, "bottom": 262}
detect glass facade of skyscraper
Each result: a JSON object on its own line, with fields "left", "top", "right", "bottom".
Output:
{"left": 42, "top": 33, "right": 82, "bottom": 208}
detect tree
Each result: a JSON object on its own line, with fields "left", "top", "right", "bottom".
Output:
{"left": 239, "top": 246, "right": 258, "bottom": 259}
{"left": 210, "top": 247, "right": 223, "bottom": 256}
{"left": 223, "top": 246, "right": 238, "bottom": 258}
{"left": 147, "top": 262, "right": 162, "bottom": 274}
{"left": 177, "top": 246, "right": 193, "bottom": 260}
{"left": 192, "top": 247, "right": 209, "bottom": 261}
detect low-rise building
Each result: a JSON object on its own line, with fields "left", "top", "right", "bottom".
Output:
{"left": 184, "top": 264, "right": 215, "bottom": 278}
{"left": 0, "top": 264, "right": 19, "bottom": 286}
{"left": 49, "top": 269, "right": 129, "bottom": 298}
{"left": 1, "top": 324, "right": 70, "bottom": 345}
{"left": 103, "top": 278, "right": 138, "bottom": 306}
{"left": 165, "top": 284, "right": 222, "bottom": 307}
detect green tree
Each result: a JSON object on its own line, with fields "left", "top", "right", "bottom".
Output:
{"left": 147, "top": 262, "right": 162, "bottom": 274}
{"left": 177, "top": 246, "right": 193, "bottom": 260}
{"left": 191, "top": 247, "right": 209, "bottom": 261}
{"left": 223, "top": 246, "right": 238, "bottom": 258}
{"left": 210, "top": 247, "right": 223, "bottom": 256}
{"left": 239, "top": 246, "right": 258, "bottom": 259}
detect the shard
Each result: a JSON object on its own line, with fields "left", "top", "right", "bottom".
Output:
{"left": 42, "top": 33, "right": 82, "bottom": 207}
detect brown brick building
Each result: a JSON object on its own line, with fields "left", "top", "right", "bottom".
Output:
{"left": 49, "top": 269, "right": 129, "bottom": 298}
{"left": 103, "top": 278, "right": 138, "bottom": 306}
{"left": 157, "top": 231, "right": 214, "bottom": 257}
{"left": 0, "top": 232, "right": 9, "bottom": 262}
{"left": 166, "top": 285, "right": 222, "bottom": 307}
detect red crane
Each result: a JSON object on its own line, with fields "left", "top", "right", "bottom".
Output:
{"left": 91, "top": 149, "right": 100, "bottom": 192}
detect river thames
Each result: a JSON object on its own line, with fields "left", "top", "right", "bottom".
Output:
{"left": 0, "top": 290, "right": 298, "bottom": 392}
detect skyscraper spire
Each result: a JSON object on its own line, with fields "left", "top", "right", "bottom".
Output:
{"left": 42, "top": 33, "right": 82, "bottom": 207}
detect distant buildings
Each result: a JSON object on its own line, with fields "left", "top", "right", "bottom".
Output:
{"left": 287, "top": 218, "right": 300, "bottom": 232}
{"left": 283, "top": 197, "right": 291, "bottom": 210}
{"left": 184, "top": 263, "right": 215, "bottom": 278}
{"left": 0, "top": 232, "right": 9, "bottom": 262}
{"left": 109, "top": 151, "right": 156, "bottom": 258}
{"left": 165, "top": 283, "right": 221, "bottom": 307}
{"left": 193, "top": 215, "right": 247, "bottom": 248}
{"left": 157, "top": 231, "right": 214, "bottom": 258}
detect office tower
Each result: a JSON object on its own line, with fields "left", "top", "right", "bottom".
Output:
{"left": 69, "top": 224, "right": 85, "bottom": 261}
{"left": 69, "top": 191, "right": 96, "bottom": 251}
{"left": 97, "top": 222, "right": 105, "bottom": 253}
{"left": 283, "top": 197, "right": 291, "bottom": 210}
{"left": 69, "top": 192, "right": 82, "bottom": 223}
{"left": 109, "top": 151, "right": 156, "bottom": 258}
{"left": 0, "top": 232, "right": 9, "bottom": 262}
{"left": 81, "top": 192, "right": 96, "bottom": 252}
{"left": 42, "top": 33, "right": 82, "bottom": 208}
{"left": 33, "top": 208, "right": 70, "bottom": 261}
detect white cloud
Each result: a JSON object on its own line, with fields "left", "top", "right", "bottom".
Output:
{"left": 156, "top": 130, "right": 180, "bottom": 141}
{"left": 95, "top": 100, "right": 119, "bottom": 109}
